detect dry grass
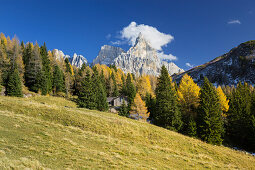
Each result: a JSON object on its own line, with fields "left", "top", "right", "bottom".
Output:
{"left": 0, "top": 96, "right": 254, "bottom": 169}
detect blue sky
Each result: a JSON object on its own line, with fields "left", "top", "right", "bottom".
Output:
{"left": 0, "top": 0, "right": 254, "bottom": 69}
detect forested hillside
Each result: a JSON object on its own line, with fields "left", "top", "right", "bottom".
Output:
{"left": 0, "top": 33, "right": 255, "bottom": 154}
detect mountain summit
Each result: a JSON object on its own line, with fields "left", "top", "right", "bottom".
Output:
{"left": 94, "top": 34, "right": 183, "bottom": 76}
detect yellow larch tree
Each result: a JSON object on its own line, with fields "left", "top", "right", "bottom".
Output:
{"left": 177, "top": 74, "right": 200, "bottom": 115}
{"left": 216, "top": 86, "right": 229, "bottom": 117}
{"left": 0, "top": 33, "right": 7, "bottom": 46}
{"left": 101, "top": 64, "right": 110, "bottom": 79}
{"left": 116, "top": 68, "right": 124, "bottom": 89}
{"left": 6, "top": 36, "right": 13, "bottom": 52}
{"left": 69, "top": 62, "right": 74, "bottom": 76}
{"left": 148, "top": 75, "right": 157, "bottom": 92}
{"left": 130, "top": 93, "right": 150, "bottom": 121}
{"left": 137, "top": 75, "right": 154, "bottom": 98}
{"left": 12, "top": 36, "right": 25, "bottom": 79}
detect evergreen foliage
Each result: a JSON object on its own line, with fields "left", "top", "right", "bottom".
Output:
{"left": 227, "top": 82, "right": 255, "bottom": 151}
{"left": 40, "top": 43, "right": 52, "bottom": 95}
{"left": 118, "top": 101, "right": 129, "bottom": 117}
{"left": 120, "top": 75, "right": 126, "bottom": 95}
{"left": 145, "top": 92, "right": 156, "bottom": 120}
{"left": 154, "top": 65, "right": 182, "bottom": 131}
{"left": 52, "top": 65, "right": 65, "bottom": 94}
{"left": 197, "top": 77, "right": 224, "bottom": 145}
{"left": 93, "top": 69, "right": 108, "bottom": 111}
{"left": 111, "top": 72, "right": 119, "bottom": 97}
{"left": 125, "top": 73, "right": 136, "bottom": 110}
{"left": 24, "top": 43, "right": 42, "bottom": 92}
{"left": 99, "top": 70, "right": 106, "bottom": 91}
{"left": 5, "top": 67, "right": 23, "bottom": 97}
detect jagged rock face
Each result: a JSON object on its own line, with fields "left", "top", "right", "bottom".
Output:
{"left": 93, "top": 45, "right": 125, "bottom": 65}
{"left": 114, "top": 34, "right": 161, "bottom": 76}
{"left": 52, "top": 49, "right": 87, "bottom": 68}
{"left": 162, "top": 61, "right": 185, "bottom": 76}
{"left": 52, "top": 49, "right": 69, "bottom": 60}
{"left": 95, "top": 34, "right": 183, "bottom": 76}
{"left": 173, "top": 40, "right": 255, "bottom": 86}
{"left": 70, "top": 53, "right": 88, "bottom": 68}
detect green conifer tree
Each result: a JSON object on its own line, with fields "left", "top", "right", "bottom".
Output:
{"left": 40, "top": 43, "right": 52, "bottom": 94}
{"left": 125, "top": 73, "right": 136, "bottom": 110}
{"left": 197, "top": 77, "right": 224, "bottom": 145}
{"left": 111, "top": 72, "right": 119, "bottom": 97}
{"left": 227, "top": 82, "right": 254, "bottom": 151}
{"left": 52, "top": 65, "right": 65, "bottom": 94}
{"left": 118, "top": 101, "right": 129, "bottom": 117}
{"left": 96, "top": 82, "right": 109, "bottom": 111}
{"left": 77, "top": 70, "right": 97, "bottom": 109}
{"left": 185, "top": 115, "right": 197, "bottom": 137}
{"left": 120, "top": 75, "right": 126, "bottom": 95}
{"left": 5, "top": 67, "right": 23, "bottom": 97}
{"left": 100, "top": 70, "right": 106, "bottom": 91}
{"left": 24, "top": 43, "right": 42, "bottom": 92}
{"left": 145, "top": 92, "right": 156, "bottom": 120}
{"left": 91, "top": 68, "right": 108, "bottom": 111}
{"left": 154, "top": 65, "right": 182, "bottom": 131}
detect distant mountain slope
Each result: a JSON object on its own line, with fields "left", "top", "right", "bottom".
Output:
{"left": 94, "top": 33, "right": 184, "bottom": 76}
{"left": 0, "top": 96, "right": 254, "bottom": 169}
{"left": 173, "top": 40, "right": 255, "bottom": 85}
{"left": 93, "top": 45, "right": 125, "bottom": 65}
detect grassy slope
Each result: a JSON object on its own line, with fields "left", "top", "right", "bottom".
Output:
{"left": 0, "top": 96, "right": 254, "bottom": 169}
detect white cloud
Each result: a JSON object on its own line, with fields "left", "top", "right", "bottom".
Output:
{"left": 228, "top": 20, "right": 241, "bottom": 24}
{"left": 112, "top": 21, "right": 177, "bottom": 60}
{"left": 119, "top": 21, "right": 174, "bottom": 51}
{"left": 110, "top": 40, "right": 124, "bottom": 45}
{"left": 158, "top": 52, "right": 177, "bottom": 61}
{"left": 106, "top": 34, "right": 111, "bottom": 39}
{"left": 185, "top": 62, "right": 194, "bottom": 68}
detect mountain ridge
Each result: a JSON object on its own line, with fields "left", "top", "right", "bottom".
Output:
{"left": 173, "top": 40, "right": 255, "bottom": 85}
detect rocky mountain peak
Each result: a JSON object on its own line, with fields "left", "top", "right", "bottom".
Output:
{"left": 52, "top": 49, "right": 87, "bottom": 68}
{"left": 93, "top": 34, "right": 183, "bottom": 76}
{"left": 134, "top": 33, "right": 147, "bottom": 45}
{"left": 71, "top": 53, "right": 87, "bottom": 68}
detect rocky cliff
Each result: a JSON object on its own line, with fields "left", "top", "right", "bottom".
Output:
{"left": 93, "top": 45, "right": 125, "bottom": 65}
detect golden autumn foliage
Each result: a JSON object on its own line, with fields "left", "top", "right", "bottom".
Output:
{"left": 148, "top": 75, "right": 157, "bottom": 92}
{"left": 216, "top": 86, "right": 229, "bottom": 117}
{"left": 69, "top": 63, "right": 74, "bottom": 76}
{"left": 12, "top": 37, "right": 25, "bottom": 79}
{"left": 137, "top": 75, "right": 154, "bottom": 98}
{"left": 116, "top": 68, "right": 124, "bottom": 86}
{"left": 0, "top": 33, "right": 7, "bottom": 46}
{"left": 177, "top": 74, "right": 200, "bottom": 115}
{"left": 130, "top": 93, "right": 150, "bottom": 121}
